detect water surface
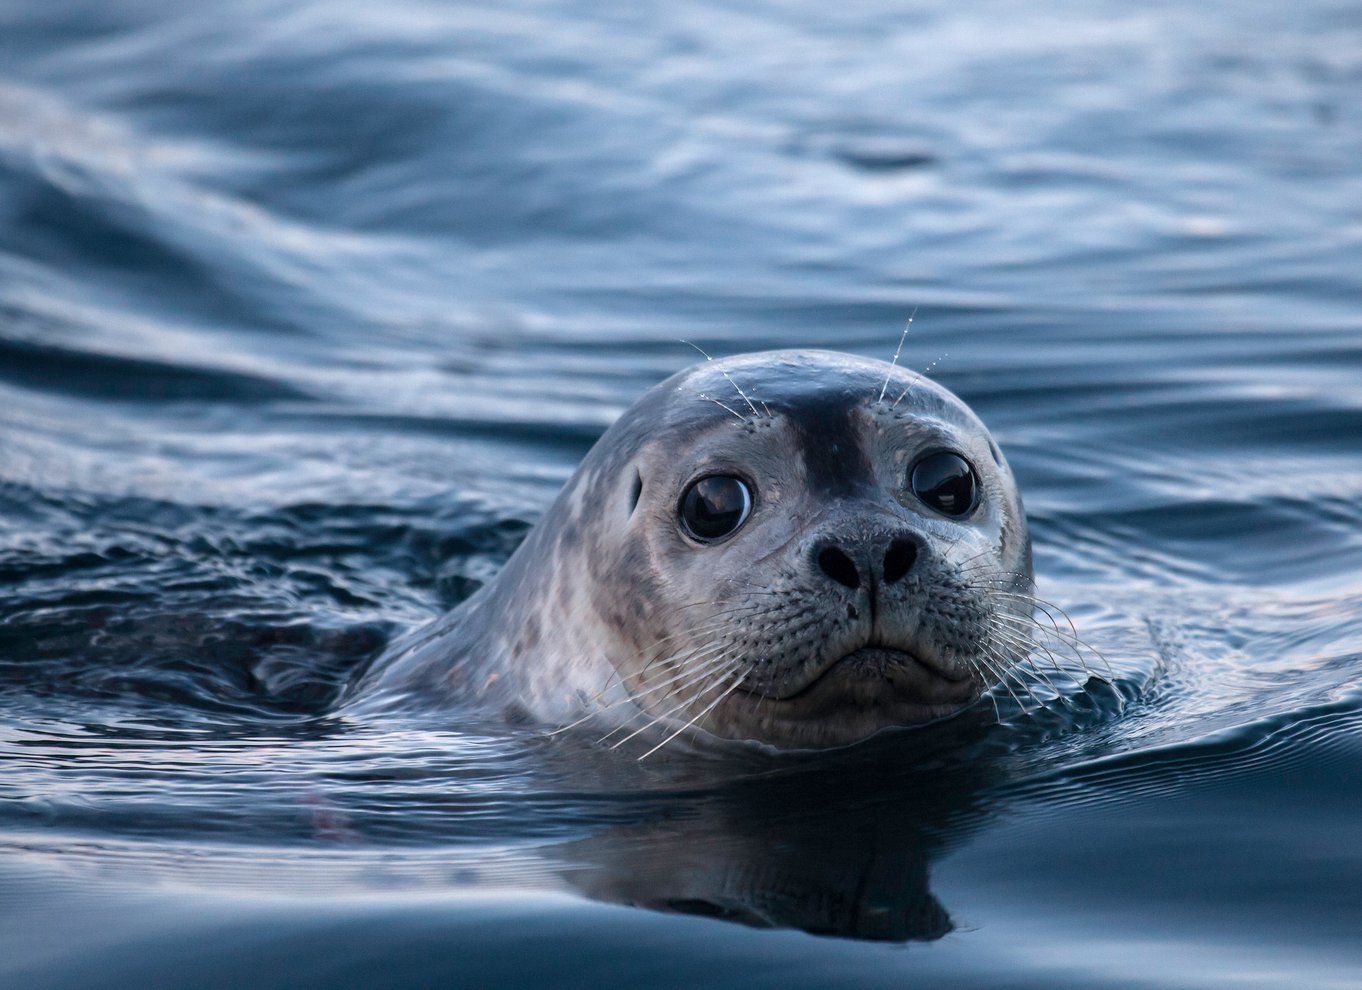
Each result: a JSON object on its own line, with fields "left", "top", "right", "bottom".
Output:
{"left": 2, "top": 1, "right": 1361, "bottom": 987}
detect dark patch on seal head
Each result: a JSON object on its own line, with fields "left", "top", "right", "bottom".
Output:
{"left": 787, "top": 395, "right": 873, "bottom": 495}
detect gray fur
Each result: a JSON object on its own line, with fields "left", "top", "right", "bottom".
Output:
{"left": 350, "top": 350, "right": 1033, "bottom": 749}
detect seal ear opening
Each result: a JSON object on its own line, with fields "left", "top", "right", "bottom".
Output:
{"left": 628, "top": 468, "right": 643, "bottom": 515}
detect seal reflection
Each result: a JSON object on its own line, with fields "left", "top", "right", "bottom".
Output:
{"left": 547, "top": 729, "right": 1001, "bottom": 942}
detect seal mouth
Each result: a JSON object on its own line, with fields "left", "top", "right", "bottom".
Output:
{"left": 706, "top": 644, "right": 983, "bottom": 748}
{"left": 742, "top": 645, "right": 977, "bottom": 707}
{"left": 825, "top": 646, "right": 971, "bottom": 683}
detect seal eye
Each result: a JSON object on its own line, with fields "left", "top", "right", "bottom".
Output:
{"left": 679, "top": 476, "right": 752, "bottom": 543}
{"left": 910, "top": 451, "right": 978, "bottom": 517}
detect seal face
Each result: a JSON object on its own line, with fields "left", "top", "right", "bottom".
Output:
{"left": 355, "top": 350, "right": 1034, "bottom": 750}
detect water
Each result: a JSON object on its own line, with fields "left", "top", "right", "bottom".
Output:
{"left": 2, "top": 0, "right": 1361, "bottom": 985}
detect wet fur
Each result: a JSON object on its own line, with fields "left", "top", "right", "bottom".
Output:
{"left": 352, "top": 350, "right": 1035, "bottom": 750}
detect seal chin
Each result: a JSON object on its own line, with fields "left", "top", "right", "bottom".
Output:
{"left": 716, "top": 646, "right": 983, "bottom": 749}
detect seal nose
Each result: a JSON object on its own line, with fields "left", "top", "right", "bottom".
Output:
{"left": 814, "top": 535, "right": 920, "bottom": 590}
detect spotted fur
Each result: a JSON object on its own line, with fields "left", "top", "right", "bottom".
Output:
{"left": 351, "top": 350, "right": 1033, "bottom": 749}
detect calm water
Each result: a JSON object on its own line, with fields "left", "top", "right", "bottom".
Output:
{"left": 2, "top": 0, "right": 1361, "bottom": 986}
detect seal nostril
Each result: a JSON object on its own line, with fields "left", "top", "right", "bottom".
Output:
{"left": 818, "top": 547, "right": 861, "bottom": 590}
{"left": 883, "top": 539, "right": 918, "bottom": 584}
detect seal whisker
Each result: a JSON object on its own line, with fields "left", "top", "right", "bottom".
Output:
{"left": 637, "top": 668, "right": 747, "bottom": 761}
{"left": 597, "top": 658, "right": 739, "bottom": 746}
{"left": 555, "top": 585, "right": 790, "bottom": 741}
{"left": 984, "top": 625, "right": 1070, "bottom": 703}
{"left": 673, "top": 590, "right": 783, "bottom": 613}
{"left": 589, "top": 645, "right": 747, "bottom": 739}
{"left": 954, "top": 547, "right": 1009, "bottom": 574}
{"left": 567, "top": 598, "right": 782, "bottom": 731}
{"left": 987, "top": 645, "right": 1051, "bottom": 712}
{"left": 988, "top": 608, "right": 1113, "bottom": 714}
{"left": 956, "top": 569, "right": 1036, "bottom": 598}
{"left": 891, "top": 351, "right": 948, "bottom": 410}
{"left": 877, "top": 306, "right": 917, "bottom": 402}
{"left": 638, "top": 605, "right": 766, "bottom": 650}
{"left": 612, "top": 632, "right": 753, "bottom": 712}
{"left": 957, "top": 569, "right": 1035, "bottom": 593}
{"left": 990, "top": 608, "right": 1082, "bottom": 673}
{"left": 991, "top": 621, "right": 1071, "bottom": 681}
{"left": 633, "top": 642, "right": 749, "bottom": 702}
{"left": 979, "top": 590, "right": 1098, "bottom": 659}
{"left": 547, "top": 710, "right": 610, "bottom": 736}
{"left": 607, "top": 656, "right": 743, "bottom": 750}
{"left": 967, "top": 651, "right": 1017, "bottom": 716}
{"left": 980, "top": 599, "right": 1073, "bottom": 661}
{"left": 628, "top": 599, "right": 776, "bottom": 659}
{"left": 556, "top": 621, "right": 739, "bottom": 727}
{"left": 637, "top": 607, "right": 780, "bottom": 676}
{"left": 984, "top": 649, "right": 1049, "bottom": 715}
{"left": 971, "top": 645, "right": 1039, "bottom": 714}
{"left": 984, "top": 684, "right": 1002, "bottom": 723}
{"left": 696, "top": 392, "right": 747, "bottom": 423}
{"left": 680, "top": 340, "right": 763, "bottom": 418}
{"left": 548, "top": 642, "right": 739, "bottom": 736}
{"left": 979, "top": 590, "right": 1112, "bottom": 678}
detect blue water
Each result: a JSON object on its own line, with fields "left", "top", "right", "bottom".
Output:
{"left": 3, "top": 0, "right": 1362, "bottom": 986}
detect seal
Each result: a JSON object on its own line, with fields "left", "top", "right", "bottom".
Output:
{"left": 352, "top": 349, "right": 1034, "bottom": 751}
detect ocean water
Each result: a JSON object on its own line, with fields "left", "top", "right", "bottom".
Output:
{"left": 2, "top": 1, "right": 1361, "bottom": 986}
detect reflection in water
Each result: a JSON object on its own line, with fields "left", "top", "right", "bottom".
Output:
{"left": 550, "top": 741, "right": 1003, "bottom": 942}
{"left": 0, "top": 722, "right": 1010, "bottom": 944}
{"left": 559, "top": 797, "right": 950, "bottom": 941}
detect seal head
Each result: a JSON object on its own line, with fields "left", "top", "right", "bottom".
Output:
{"left": 356, "top": 350, "right": 1033, "bottom": 750}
